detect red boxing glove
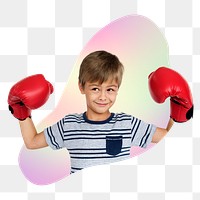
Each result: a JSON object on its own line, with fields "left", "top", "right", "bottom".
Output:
{"left": 148, "top": 67, "right": 193, "bottom": 122}
{"left": 8, "top": 74, "right": 53, "bottom": 120}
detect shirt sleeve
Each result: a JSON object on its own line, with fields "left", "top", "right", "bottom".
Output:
{"left": 44, "top": 118, "right": 65, "bottom": 150}
{"left": 130, "top": 117, "right": 157, "bottom": 148}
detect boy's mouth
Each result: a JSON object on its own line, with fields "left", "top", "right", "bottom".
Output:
{"left": 95, "top": 102, "right": 109, "bottom": 107}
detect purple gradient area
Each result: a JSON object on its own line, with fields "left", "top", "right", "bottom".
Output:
{"left": 19, "top": 146, "right": 70, "bottom": 185}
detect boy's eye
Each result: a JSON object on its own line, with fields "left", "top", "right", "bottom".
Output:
{"left": 92, "top": 88, "right": 99, "bottom": 92}
{"left": 107, "top": 88, "right": 115, "bottom": 92}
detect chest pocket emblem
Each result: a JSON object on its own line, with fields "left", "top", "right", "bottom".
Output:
{"left": 106, "top": 135, "right": 122, "bottom": 155}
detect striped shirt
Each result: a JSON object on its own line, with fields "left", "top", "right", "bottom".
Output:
{"left": 44, "top": 112, "right": 156, "bottom": 173}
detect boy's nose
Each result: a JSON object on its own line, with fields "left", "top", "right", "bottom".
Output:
{"left": 99, "top": 91, "right": 107, "bottom": 101}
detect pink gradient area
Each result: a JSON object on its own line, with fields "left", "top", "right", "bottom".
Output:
{"left": 19, "top": 14, "right": 170, "bottom": 185}
{"left": 130, "top": 143, "right": 155, "bottom": 158}
{"left": 19, "top": 146, "right": 70, "bottom": 185}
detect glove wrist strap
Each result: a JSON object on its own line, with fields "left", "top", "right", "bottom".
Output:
{"left": 170, "top": 99, "right": 193, "bottom": 123}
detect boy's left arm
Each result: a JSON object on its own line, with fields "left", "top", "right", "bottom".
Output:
{"left": 151, "top": 118, "right": 174, "bottom": 143}
{"left": 148, "top": 67, "right": 193, "bottom": 144}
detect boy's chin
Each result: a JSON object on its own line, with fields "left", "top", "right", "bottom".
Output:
{"left": 92, "top": 110, "right": 110, "bottom": 115}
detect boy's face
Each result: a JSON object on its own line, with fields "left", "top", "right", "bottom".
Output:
{"left": 79, "top": 79, "right": 119, "bottom": 120}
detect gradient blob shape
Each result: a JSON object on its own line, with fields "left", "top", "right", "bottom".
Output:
{"left": 19, "top": 14, "right": 170, "bottom": 185}
{"left": 19, "top": 147, "right": 70, "bottom": 185}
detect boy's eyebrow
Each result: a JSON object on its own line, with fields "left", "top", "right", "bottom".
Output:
{"left": 88, "top": 83, "right": 118, "bottom": 88}
{"left": 88, "top": 83, "right": 100, "bottom": 87}
{"left": 107, "top": 85, "right": 118, "bottom": 88}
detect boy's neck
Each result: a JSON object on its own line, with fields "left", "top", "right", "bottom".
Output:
{"left": 85, "top": 111, "right": 111, "bottom": 122}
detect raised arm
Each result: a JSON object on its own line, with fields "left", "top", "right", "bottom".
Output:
{"left": 152, "top": 118, "right": 174, "bottom": 143}
{"left": 148, "top": 67, "right": 193, "bottom": 143}
{"left": 8, "top": 74, "right": 53, "bottom": 149}
{"left": 19, "top": 118, "right": 48, "bottom": 149}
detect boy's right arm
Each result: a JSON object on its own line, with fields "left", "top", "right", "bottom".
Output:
{"left": 8, "top": 74, "right": 53, "bottom": 150}
{"left": 19, "top": 117, "right": 48, "bottom": 149}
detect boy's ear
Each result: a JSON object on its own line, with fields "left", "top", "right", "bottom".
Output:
{"left": 78, "top": 82, "right": 85, "bottom": 94}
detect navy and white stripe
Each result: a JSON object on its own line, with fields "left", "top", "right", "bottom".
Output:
{"left": 44, "top": 112, "right": 156, "bottom": 173}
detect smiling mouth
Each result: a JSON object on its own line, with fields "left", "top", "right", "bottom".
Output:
{"left": 95, "top": 102, "right": 109, "bottom": 106}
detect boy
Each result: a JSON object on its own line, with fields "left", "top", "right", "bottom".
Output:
{"left": 8, "top": 50, "right": 192, "bottom": 174}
